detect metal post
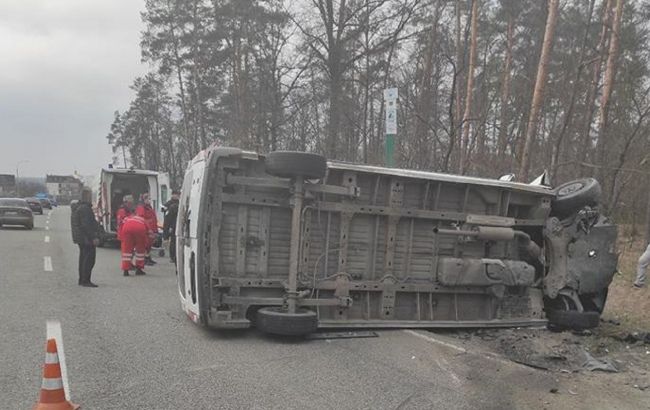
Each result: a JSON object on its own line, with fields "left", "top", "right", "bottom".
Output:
{"left": 384, "top": 88, "right": 398, "bottom": 168}
{"left": 287, "top": 176, "right": 304, "bottom": 313}
{"left": 16, "top": 160, "right": 28, "bottom": 197}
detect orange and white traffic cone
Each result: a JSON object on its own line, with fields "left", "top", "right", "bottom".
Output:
{"left": 33, "top": 338, "right": 80, "bottom": 410}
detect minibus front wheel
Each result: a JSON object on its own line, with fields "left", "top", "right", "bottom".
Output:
{"left": 256, "top": 306, "right": 318, "bottom": 336}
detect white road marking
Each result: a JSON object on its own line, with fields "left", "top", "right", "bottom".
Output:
{"left": 403, "top": 330, "right": 467, "bottom": 353}
{"left": 46, "top": 320, "right": 71, "bottom": 401}
{"left": 435, "top": 358, "right": 463, "bottom": 386}
{"left": 44, "top": 256, "right": 53, "bottom": 271}
{"left": 45, "top": 226, "right": 49, "bottom": 231}
{"left": 44, "top": 236, "right": 50, "bottom": 243}
{"left": 404, "top": 329, "right": 534, "bottom": 370}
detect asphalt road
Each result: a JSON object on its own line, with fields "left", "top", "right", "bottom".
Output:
{"left": 0, "top": 207, "right": 646, "bottom": 409}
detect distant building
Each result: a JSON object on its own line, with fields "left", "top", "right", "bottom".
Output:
{"left": 0, "top": 174, "right": 16, "bottom": 197}
{"left": 45, "top": 174, "right": 83, "bottom": 204}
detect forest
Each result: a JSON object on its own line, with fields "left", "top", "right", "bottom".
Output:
{"left": 106, "top": 0, "right": 650, "bottom": 229}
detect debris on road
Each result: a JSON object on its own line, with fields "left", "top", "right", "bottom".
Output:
{"left": 614, "top": 331, "right": 650, "bottom": 345}
{"left": 438, "top": 325, "right": 650, "bottom": 377}
{"left": 582, "top": 350, "right": 618, "bottom": 373}
{"left": 306, "top": 330, "right": 379, "bottom": 340}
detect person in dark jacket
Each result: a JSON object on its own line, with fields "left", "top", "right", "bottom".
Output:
{"left": 163, "top": 191, "right": 180, "bottom": 264}
{"left": 71, "top": 189, "right": 101, "bottom": 287}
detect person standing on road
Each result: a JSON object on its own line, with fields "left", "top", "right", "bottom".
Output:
{"left": 120, "top": 214, "right": 149, "bottom": 276}
{"left": 634, "top": 243, "right": 650, "bottom": 288}
{"left": 163, "top": 190, "right": 180, "bottom": 264}
{"left": 136, "top": 193, "right": 158, "bottom": 266}
{"left": 116, "top": 194, "right": 135, "bottom": 241}
{"left": 71, "top": 189, "right": 101, "bottom": 287}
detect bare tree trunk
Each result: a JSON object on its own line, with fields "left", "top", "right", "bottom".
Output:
{"left": 645, "top": 188, "right": 650, "bottom": 247}
{"left": 414, "top": 3, "right": 442, "bottom": 169}
{"left": 361, "top": 2, "right": 371, "bottom": 164}
{"left": 459, "top": 0, "right": 479, "bottom": 174}
{"left": 518, "top": 0, "right": 559, "bottom": 181}
{"left": 550, "top": 0, "right": 596, "bottom": 182}
{"left": 450, "top": 0, "right": 463, "bottom": 171}
{"left": 579, "top": 0, "right": 613, "bottom": 174}
{"left": 595, "top": 0, "right": 624, "bottom": 185}
{"left": 165, "top": 0, "right": 191, "bottom": 152}
{"left": 497, "top": 14, "right": 514, "bottom": 159}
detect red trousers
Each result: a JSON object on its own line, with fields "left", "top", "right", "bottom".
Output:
{"left": 120, "top": 219, "right": 148, "bottom": 270}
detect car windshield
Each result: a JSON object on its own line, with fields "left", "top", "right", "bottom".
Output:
{"left": 0, "top": 199, "right": 28, "bottom": 207}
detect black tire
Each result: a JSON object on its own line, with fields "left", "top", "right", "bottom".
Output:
{"left": 265, "top": 151, "right": 327, "bottom": 179}
{"left": 551, "top": 178, "right": 602, "bottom": 218}
{"left": 25, "top": 223, "right": 33, "bottom": 230}
{"left": 256, "top": 306, "right": 318, "bottom": 336}
{"left": 546, "top": 309, "right": 600, "bottom": 331}
{"left": 580, "top": 288, "right": 609, "bottom": 314}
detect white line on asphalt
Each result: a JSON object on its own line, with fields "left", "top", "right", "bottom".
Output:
{"left": 403, "top": 329, "right": 535, "bottom": 370}
{"left": 45, "top": 226, "right": 49, "bottom": 231}
{"left": 46, "top": 320, "right": 71, "bottom": 401}
{"left": 435, "top": 358, "right": 463, "bottom": 386}
{"left": 44, "top": 256, "right": 53, "bottom": 271}
{"left": 402, "top": 329, "right": 467, "bottom": 353}
{"left": 44, "top": 236, "right": 50, "bottom": 243}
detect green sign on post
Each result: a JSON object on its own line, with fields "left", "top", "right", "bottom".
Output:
{"left": 384, "top": 88, "right": 398, "bottom": 167}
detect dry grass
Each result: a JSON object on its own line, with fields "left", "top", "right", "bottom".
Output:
{"left": 602, "top": 225, "right": 650, "bottom": 330}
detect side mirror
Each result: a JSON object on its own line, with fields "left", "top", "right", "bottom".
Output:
{"left": 529, "top": 170, "right": 551, "bottom": 187}
{"left": 499, "top": 173, "right": 515, "bottom": 182}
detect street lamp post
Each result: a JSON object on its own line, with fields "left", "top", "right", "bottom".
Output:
{"left": 16, "top": 160, "right": 29, "bottom": 197}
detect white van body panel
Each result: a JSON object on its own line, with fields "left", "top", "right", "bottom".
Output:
{"left": 177, "top": 153, "right": 206, "bottom": 323}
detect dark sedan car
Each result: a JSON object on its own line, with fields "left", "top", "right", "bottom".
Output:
{"left": 0, "top": 198, "right": 34, "bottom": 229}
{"left": 38, "top": 198, "right": 53, "bottom": 210}
{"left": 25, "top": 197, "right": 44, "bottom": 214}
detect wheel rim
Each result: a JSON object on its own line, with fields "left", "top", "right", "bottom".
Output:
{"left": 558, "top": 182, "right": 584, "bottom": 196}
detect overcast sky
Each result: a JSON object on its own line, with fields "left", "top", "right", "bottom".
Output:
{"left": 0, "top": 0, "right": 147, "bottom": 178}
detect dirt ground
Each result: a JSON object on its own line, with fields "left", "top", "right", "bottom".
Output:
{"left": 607, "top": 226, "right": 650, "bottom": 329}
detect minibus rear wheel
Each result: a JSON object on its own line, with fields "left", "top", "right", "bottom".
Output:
{"left": 256, "top": 306, "right": 318, "bottom": 336}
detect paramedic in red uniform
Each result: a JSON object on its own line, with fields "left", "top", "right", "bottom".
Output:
{"left": 116, "top": 194, "right": 135, "bottom": 241}
{"left": 120, "top": 214, "right": 149, "bottom": 276}
{"left": 136, "top": 193, "right": 158, "bottom": 266}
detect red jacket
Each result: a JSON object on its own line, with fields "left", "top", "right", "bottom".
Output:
{"left": 136, "top": 203, "right": 158, "bottom": 234}
{"left": 116, "top": 206, "right": 134, "bottom": 240}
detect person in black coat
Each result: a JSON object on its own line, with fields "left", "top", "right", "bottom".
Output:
{"left": 163, "top": 190, "right": 180, "bottom": 264}
{"left": 71, "top": 189, "right": 101, "bottom": 287}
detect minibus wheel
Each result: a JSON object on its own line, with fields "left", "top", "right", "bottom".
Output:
{"left": 546, "top": 310, "right": 600, "bottom": 331}
{"left": 551, "top": 178, "right": 601, "bottom": 218}
{"left": 545, "top": 293, "right": 601, "bottom": 331}
{"left": 265, "top": 151, "right": 327, "bottom": 180}
{"left": 256, "top": 306, "right": 318, "bottom": 336}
